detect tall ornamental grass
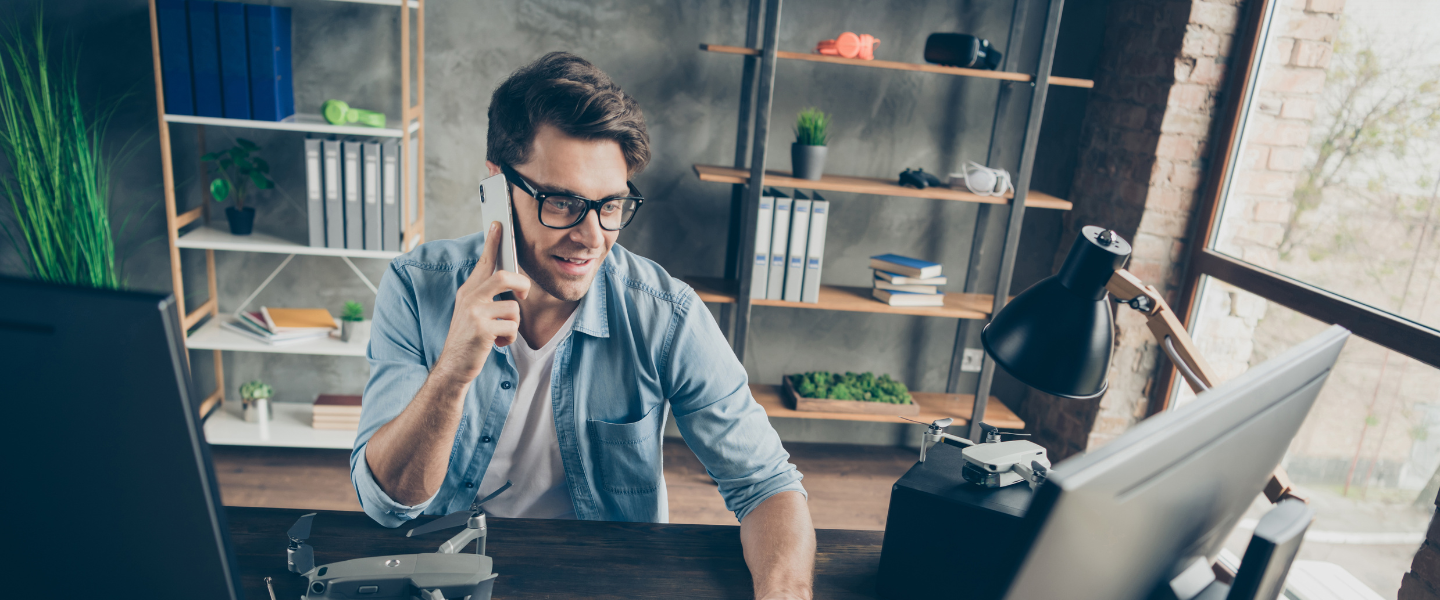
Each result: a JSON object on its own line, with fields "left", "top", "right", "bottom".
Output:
{"left": 0, "top": 13, "right": 122, "bottom": 288}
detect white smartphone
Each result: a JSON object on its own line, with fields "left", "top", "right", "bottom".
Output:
{"left": 478, "top": 172, "right": 517, "bottom": 273}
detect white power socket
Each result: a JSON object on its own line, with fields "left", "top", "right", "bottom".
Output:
{"left": 961, "top": 348, "right": 985, "bottom": 372}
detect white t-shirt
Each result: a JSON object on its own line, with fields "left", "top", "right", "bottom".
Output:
{"left": 473, "top": 309, "right": 578, "bottom": 519}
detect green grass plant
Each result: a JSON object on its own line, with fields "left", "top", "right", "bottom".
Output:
{"left": 0, "top": 11, "right": 131, "bottom": 288}
{"left": 794, "top": 107, "right": 831, "bottom": 146}
{"left": 790, "top": 371, "right": 913, "bottom": 404}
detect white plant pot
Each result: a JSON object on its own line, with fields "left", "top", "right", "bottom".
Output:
{"left": 341, "top": 319, "right": 371, "bottom": 343}
{"left": 243, "top": 397, "right": 272, "bottom": 423}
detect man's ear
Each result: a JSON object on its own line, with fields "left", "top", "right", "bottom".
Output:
{"left": 485, "top": 160, "right": 501, "bottom": 177}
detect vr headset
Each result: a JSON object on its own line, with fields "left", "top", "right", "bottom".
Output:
{"left": 924, "top": 33, "right": 1003, "bottom": 71}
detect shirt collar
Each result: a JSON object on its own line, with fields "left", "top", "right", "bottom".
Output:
{"left": 572, "top": 260, "right": 611, "bottom": 339}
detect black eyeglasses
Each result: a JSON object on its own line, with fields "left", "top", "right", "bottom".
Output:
{"left": 500, "top": 163, "right": 645, "bottom": 231}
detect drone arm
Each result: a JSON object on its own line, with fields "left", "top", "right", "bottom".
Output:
{"left": 437, "top": 514, "right": 487, "bottom": 555}
{"left": 919, "top": 431, "right": 975, "bottom": 462}
{"left": 1012, "top": 460, "right": 1048, "bottom": 487}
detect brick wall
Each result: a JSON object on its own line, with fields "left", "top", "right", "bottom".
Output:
{"left": 1015, "top": 0, "right": 1245, "bottom": 459}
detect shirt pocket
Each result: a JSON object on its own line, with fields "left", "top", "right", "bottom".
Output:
{"left": 587, "top": 403, "right": 664, "bottom": 495}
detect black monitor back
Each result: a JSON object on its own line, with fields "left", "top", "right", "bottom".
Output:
{"left": 0, "top": 277, "right": 242, "bottom": 599}
{"left": 1002, "top": 325, "right": 1349, "bottom": 600}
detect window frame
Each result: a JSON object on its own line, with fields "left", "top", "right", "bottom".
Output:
{"left": 1159, "top": 0, "right": 1440, "bottom": 414}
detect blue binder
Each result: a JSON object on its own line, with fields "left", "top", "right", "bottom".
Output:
{"left": 187, "top": 1, "right": 222, "bottom": 118}
{"left": 245, "top": 5, "right": 294, "bottom": 122}
{"left": 215, "top": 1, "right": 250, "bottom": 120}
{"left": 155, "top": 0, "right": 193, "bottom": 116}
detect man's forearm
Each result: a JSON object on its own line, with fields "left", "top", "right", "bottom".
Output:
{"left": 740, "top": 491, "right": 816, "bottom": 600}
{"left": 364, "top": 367, "right": 470, "bottom": 506}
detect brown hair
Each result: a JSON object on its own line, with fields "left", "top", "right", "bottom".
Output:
{"left": 486, "top": 52, "right": 650, "bottom": 176}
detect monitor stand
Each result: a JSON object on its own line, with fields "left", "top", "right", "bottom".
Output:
{"left": 1151, "top": 499, "right": 1313, "bottom": 600}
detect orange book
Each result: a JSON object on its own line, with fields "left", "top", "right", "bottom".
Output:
{"left": 261, "top": 307, "right": 339, "bottom": 331}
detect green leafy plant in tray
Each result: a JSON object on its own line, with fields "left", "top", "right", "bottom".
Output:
{"left": 784, "top": 371, "right": 918, "bottom": 416}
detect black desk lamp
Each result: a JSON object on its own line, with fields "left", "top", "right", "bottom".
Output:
{"left": 981, "top": 225, "right": 1300, "bottom": 503}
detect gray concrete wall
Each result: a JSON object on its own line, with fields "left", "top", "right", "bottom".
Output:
{"left": 1, "top": 0, "right": 1106, "bottom": 446}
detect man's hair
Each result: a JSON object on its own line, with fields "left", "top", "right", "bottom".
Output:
{"left": 487, "top": 52, "right": 650, "bottom": 176}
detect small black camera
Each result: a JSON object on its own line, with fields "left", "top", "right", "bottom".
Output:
{"left": 899, "top": 168, "right": 943, "bottom": 190}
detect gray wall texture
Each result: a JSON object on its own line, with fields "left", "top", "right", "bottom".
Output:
{"left": 1, "top": 0, "right": 1107, "bottom": 446}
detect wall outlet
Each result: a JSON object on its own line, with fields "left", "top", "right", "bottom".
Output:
{"left": 961, "top": 348, "right": 985, "bottom": 372}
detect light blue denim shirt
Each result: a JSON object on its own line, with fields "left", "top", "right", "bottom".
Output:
{"left": 351, "top": 231, "right": 805, "bottom": 527}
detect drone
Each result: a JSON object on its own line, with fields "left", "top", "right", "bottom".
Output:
{"left": 282, "top": 481, "right": 512, "bottom": 600}
{"left": 903, "top": 417, "right": 1051, "bottom": 489}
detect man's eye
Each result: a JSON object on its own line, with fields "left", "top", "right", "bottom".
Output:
{"left": 599, "top": 202, "right": 621, "bottom": 214}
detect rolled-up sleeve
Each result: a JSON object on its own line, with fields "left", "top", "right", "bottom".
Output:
{"left": 664, "top": 290, "right": 806, "bottom": 522}
{"left": 351, "top": 261, "right": 439, "bottom": 528}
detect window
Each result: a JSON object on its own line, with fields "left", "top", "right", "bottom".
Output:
{"left": 1171, "top": 0, "right": 1440, "bottom": 597}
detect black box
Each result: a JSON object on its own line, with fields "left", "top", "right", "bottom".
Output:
{"left": 877, "top": 442, "right": 1035, "bottom": 600}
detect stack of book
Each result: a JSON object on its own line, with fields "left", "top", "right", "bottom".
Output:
{"left": 222, "top": 307, "right": 339, "bottom": 345}
{"left": 870, "top": 254, "right": 947, "bottom": 307}
{"left": 312, "top": 394, "right": 362, "bottom": 431}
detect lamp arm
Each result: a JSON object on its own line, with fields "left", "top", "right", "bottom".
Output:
{"left": 1105, "top": 269, "right": 1305, "bottom": 505}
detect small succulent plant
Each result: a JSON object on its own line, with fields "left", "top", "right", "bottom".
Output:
{"left": 341, "top": 301, "right": 366, "bottom": 322}
{"left": 240, "top": 380, "right": 274, "bottom": 402}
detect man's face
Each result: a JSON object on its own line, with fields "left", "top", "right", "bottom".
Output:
{"left": 493, "top": 125, "right": 627, "bottom": 303}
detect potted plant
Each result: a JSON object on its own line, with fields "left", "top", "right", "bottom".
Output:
{"left": 791, "top": 107, "right": 831, "bottom": 180}
{"left": 339, "top": 301, "right": 370, "bottom": 343}
{"left": 240, "top": 380, "right": 274, "bottom": 423}
{"left": 202, "top": 138, "right": 274, "bottom": 235}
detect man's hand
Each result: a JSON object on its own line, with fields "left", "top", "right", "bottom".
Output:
{"left": 432, "top": 221, "right": 531, "bottom": 385}
{"left": 365, "top": 221, "right": 531, "bottom": 506}
{"left": 740, "top": 491, "right": 815, "bottom": 600}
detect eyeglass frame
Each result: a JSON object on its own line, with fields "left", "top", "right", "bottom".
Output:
{"left": 499, "top": 162, "right": 645, "bottom": 231}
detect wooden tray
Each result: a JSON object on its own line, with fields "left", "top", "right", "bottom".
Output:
{"left": 782, "top": 376, "right": 920, "bottom": 416}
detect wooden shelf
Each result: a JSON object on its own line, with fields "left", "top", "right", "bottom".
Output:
{"left": 177, "top": 226, "right": 403, "bottom": 259}
{"left": 693, "top": 164, "right": 1072, "bottom": 210}
{"left": 700, "top": 43, "right": 1094, "bottom": 89}
{"left": 322, "top": 0, "right": 420, "bottom": 7}
{"left": 685, "top": 277, "right": 992, "bottom": 320}
{"left": 750, "top": 384, "right": 1024, "bottom": 428}
{"left": 186, "top": 318, "right": 368, "bottom": 357}
{"left": 163, "top": 113, "right": 419, "bottom": 138}
{"left": 203, "top": 401, "right": 356, "bottom": 449}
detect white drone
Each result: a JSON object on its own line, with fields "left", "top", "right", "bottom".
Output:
{"left": 905, "top": 418, "right": 1051, "bottom": 488}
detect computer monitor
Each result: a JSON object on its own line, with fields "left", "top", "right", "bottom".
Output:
{"left": 1001, "top": 325, "right": 1350, "bottom": 600}
{"left": 0, "top": 277, "right": 243, "bottom": 599}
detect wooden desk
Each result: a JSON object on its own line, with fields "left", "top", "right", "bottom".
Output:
{"left": 228, "top": 507, "right": 885, "bottom": 599}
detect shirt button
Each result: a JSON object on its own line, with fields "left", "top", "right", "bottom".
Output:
{"left": 465, "top": 482, "right": 474, "bottom": 488}
{"left": 482, "top": 435, "right": 493, "bottom": 443}
{"left": 501, "top": 381, "right": 513, "bottom": 390}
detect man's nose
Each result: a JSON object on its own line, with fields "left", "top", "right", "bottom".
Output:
{"left": 569, "top": 208, "right": 605, "bottom": 248}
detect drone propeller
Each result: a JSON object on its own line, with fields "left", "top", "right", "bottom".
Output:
{"left": 405, "top": 480, "right": 513, "bottom": 538}
{"left": 900, "top": 416, "right": 954, "bottom": 430}
{"left": 287, "top": 513, "right": 317, "bottom": 574}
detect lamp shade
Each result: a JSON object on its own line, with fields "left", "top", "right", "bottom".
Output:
{"left": 981, "top": 226, "right": 1132, "bottom": 400}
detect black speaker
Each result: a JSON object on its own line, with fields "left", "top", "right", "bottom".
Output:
{"left": 924, "top": 33, "right": 1003, "bottom": 70}
{"left": 877, "top": 442, "right": 1034, "bottom": 600}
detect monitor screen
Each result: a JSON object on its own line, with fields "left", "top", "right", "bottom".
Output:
{"left": 1, "top": 277, "right": 243, "bottom": 599}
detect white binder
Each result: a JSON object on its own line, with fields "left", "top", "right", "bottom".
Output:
{"left": 381, "top": 140, "right": 401, "bottom": 252}
{"left": 322, "top": 139, "right": 343, "bottom": 249}
{"left": 749, "top": 188, "right": 776, "bottom": 299}
{"left": 765, "top": 191, "right": 792, "bottom": 301}
{"left": 363, "top": 141, "right": 381, "bottom": 250}
{"left": 342, "top": 140, "right": 363, "bottom": 250}
{"left": 802, "top": 193, "right": 828, "bottom": 303}
{"left": 304, "top": 137, "right": 324, "bottom": 247}
{"left": 783, "top": 193, "right": 812, "bottom": 303}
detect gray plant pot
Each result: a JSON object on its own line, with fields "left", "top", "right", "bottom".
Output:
{"left": 243, "top": 397, "right": 271, "bottom": 423}
{"left": 341, "top": 319, "right": 372, "bottom": 343}
{"left": 791, "top": 143, "right": 828, "bottom": 180}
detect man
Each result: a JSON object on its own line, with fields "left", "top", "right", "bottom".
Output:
{"left": 352, "top": 52, "right": 816, "bottom": 599}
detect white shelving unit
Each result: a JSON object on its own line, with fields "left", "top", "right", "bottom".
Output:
{"left": 163, "top": 113, "right": 419, "bottom": 138}
{"left": 148, "top": 0, "right": 426, "bottom": 422}
{"left": 204, "top": 401, "right": 356, "bottom": 450}
{"left": 177, "top": 226, "right": 403, "bottom": 259}
{"left": 186, "top": 319, "right": 369, "bottom": 357}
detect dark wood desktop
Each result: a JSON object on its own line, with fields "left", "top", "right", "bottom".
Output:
{"left": 227, "top": 507, "right": 885, "bottom": 599}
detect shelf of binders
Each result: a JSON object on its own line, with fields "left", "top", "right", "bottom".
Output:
{"left": 699, "top": 44, "right": 1094, "bottom": 89}
{"left": 177, "top": 226, "right": 403, "bottom": 259}
{"left": 684, "top": 277, "right": 992, "bottom": 320}
{"left": 186, "top": 318, "right": 367, "bottom": 357}
{"left": 747, "top": 384, "right": 1023, "bottom": 428}
{"left": 692, "top": 164, "right": 1072, "bottom": 210}
{"left": 164, "top": 112, "right": 420, "bottom": 138}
